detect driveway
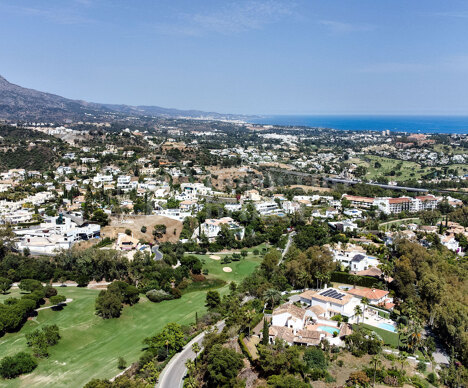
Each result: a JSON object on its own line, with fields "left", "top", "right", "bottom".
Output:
{"left": 152, "top": 245, "right": 164, "bottom": 261}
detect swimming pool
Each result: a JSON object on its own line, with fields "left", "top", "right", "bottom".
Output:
{"left": 378, "top": 323, "right": 397, "bottom": 332}
{"left": 318, "top": 326, "right": 339, "bottom": 335}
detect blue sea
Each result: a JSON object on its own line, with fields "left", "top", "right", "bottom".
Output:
{"left": 249, "top": 115, "right": 468, "bottom": 134}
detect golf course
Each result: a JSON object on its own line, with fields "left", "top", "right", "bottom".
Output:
{"left": 0, "top": 250, "right": 265, "bottom": 387}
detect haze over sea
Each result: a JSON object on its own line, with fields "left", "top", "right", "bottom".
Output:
{"left": 249, "top": 116, "right": 468, "bottom": 134}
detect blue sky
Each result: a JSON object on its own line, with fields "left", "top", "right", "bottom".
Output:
{"left": 1, "top": 0, "right": 468, "bottom": 115}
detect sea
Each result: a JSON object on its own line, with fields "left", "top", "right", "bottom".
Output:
{"left": 248, "top": 115, "right": 468, "bottom": 134}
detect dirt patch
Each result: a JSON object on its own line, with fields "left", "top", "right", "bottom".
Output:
{"left": 223, "top": 267, "right": 232, "bottom": 272}
{"left": 290, "top": 184, "right": 332, "bottom": 192}
{"left": 101, "top": 215, "right": 182, "bottom": 243}
{"left": 209, "top": 255, "right": 221, "bottom": 260}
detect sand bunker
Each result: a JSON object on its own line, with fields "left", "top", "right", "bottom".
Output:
{"left": 223, "top": 267, "right": 232, "bottom": 273}
{"left": 209, "top": 255, "right": 221, "bottom": 260}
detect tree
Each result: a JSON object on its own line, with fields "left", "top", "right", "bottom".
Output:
{"left": 354, "top": 305, "right": 363, "bottom": 324}
{"left": 90, "top": 209, "right": 109, "bottom": 226}
{"left": 144, "top": 323, "right": 186, "bottom": 355}
{"left": 0, "top": 277, "right": 11, "bottom": 294}
{"left": 206, "top": 344, "right": 244, "bottom": 387}
{"left": 42, "top": 325, "right": 60, "bottom": 346}
{"left": 370, "top": 354, "right": 382, "bottom": 387}
{"left": 0, "top": 352, "right": 38, "bottom": 379}
{"left": 245, "top": 309, "right": 255, "bottom": 337}
{"left": 263, "top": 288, "right": 281, "bottom": 310}
{"left": 19, "top": 279, "right": 43, "bottom": 293}
{"left": 304, "top": 347, "right": 327, "bottom": 371}
{"left": 262, "top": 318, "right": 269, "bottom": 345}
{"left": 294, "top": 222, "right": 329, "bottom": 250}
{"left": 95, "top": 290, "right": 123, "bottom": 319}
{"left": 152, "top": 224, "right": 167, "bottom": 241}
{"left": 205, "top": 290, "right": 221, "bottom": 310}
{"left": 25, "top": 330, "right": 49, "bottom": 358}
{"left": 191, "top": 343, "right": 201, "bottom": 366}
{"left": 117, "top": 357, "right": 126, "bottom": 370}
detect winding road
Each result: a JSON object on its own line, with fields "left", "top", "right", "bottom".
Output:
{"left": 156, "top": 321, "right": 225, "bottom": 388}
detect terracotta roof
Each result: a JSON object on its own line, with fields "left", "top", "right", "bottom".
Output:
{"left": 347, "top": 287, "right": 388, "bottom": 301}
{"left": 344, "top": 195, "right": 374, "bottom": 203}
{"left": 272, "top": 304, "right": 306, "bottom": 320}
{"left": 388, "top": 197, "right": 410, "bottom": 204}
{"left": 307, "top": 305, "right": 325, "bottom": 316}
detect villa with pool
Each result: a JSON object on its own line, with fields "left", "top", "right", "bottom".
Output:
{"left": 268, "top": 287, "right": 397, "bottom": 346}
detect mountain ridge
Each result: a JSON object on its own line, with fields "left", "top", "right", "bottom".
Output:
{"left": 0, "top": 75, "right": 250, "bottom": 122}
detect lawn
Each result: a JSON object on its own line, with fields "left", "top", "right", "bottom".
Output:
{"left": 357, "top": 323, "right": 399, "bottom": 347}
{"left": 0, "top": 286, "right": 210, "bottom": 388}
{"left": 189, "top": 252, "right": 264, "bottom": 284}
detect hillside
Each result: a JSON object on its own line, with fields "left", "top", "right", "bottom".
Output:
{"left": 0, "top": 75, "right": 249, "bottom": 122}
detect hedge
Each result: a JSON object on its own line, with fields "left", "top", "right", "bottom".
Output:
{"left": 330, "top": 272, "right": 381, "bottom": 288}
{"left": 238, "top": 333, "right": 253, "bottom": 362}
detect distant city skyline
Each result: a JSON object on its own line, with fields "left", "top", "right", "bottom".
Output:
{"left": 1, "top": 0, "right": 468, "bottom": 115}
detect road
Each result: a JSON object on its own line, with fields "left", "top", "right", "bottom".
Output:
{"left": 152, "top": 245, "right": 163, "bottom": 261}
{"left": 278, "top": 231, "right": 295, "bottom": 266}
{"left": 157, "top": 321, "right": 225, "bottom": 388}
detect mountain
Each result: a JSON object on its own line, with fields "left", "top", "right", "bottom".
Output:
{"left": 0, "top": 75, "right": 250, "bottom": 122}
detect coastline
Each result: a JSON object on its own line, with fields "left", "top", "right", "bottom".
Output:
{"left": 247, "top": 115, "right": 468, "bottom": 134}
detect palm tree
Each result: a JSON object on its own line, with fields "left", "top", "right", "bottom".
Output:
{"left": 397, "top": 323, "right": 407, "bottom": 352}
{"left": 354, "top": 305, "right": 363, "bottom": 324}
{"left": 245, "top": 309, "right": 255, "bottom": 337}
{"left": 362, "top": 297, "right": 369, "bottom": 320}
{"left": 407, "top": 322, "right": 423, "bottom": 354}
{"left": 263, "top": 288, "right": 281, "bottom": 310}
{"left": 398, "top": 352, "right": 408, "bottom": 373}
{"left": 371, "top": 354, "right": 382, "bottom": 387}
{"left": 191, "top": 343, "right": 201, "bottom": 366}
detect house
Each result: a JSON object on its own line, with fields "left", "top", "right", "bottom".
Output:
{"left": 116, "top": 233, "right": 139, "bottom": 251}
{"left": 255, "top": 201, "right": 280, "bottom": 216}
{"left": 192, "top": 217, "right": 245, "bottom": 242}
{"left": 347, "top": 287, "right": 389, "bottom": 305}
{"left": 299, "top": 288, "right": 361, "bottom": 321}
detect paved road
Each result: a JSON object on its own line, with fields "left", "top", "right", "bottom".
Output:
{"left": 36, "top": 298, "right": 73, "bottom": 311}
{"left": 157, "top": 321, "right": 225, "bottom": 388}
{"left": 152, "top": 245, "right": 163, "bottom": 261}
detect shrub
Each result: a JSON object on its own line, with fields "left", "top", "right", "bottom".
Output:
{"left": 117, "top": 357, "right": 126, "bottom": 370}
{"left": 141, "top": 226, "right": 147, "bottom": 233}
{"left": 427, "top": 372, "right": 438, "bottom": 386}
{"left": 125, "top": 229, "right": 132, "bottom": 236}
{"left": 50, "top": 295, "right": 66, "bottom": 306}
{"left": 417, "top": 361, "right": 427, "bottom": 373}
{"left": 337, "top": 360, "right": 344, "bottom": 367}
{"left": 347, "top": 371, "right": 370, "bottom": 387}
{"left": 44, "top": 285, "right": 57, "bottom": 298}
{"left": 146, "top": 289, "right": 173, "bottom": 303}
{"left": 0, "top": 352, "right": 37, "bottom": 379}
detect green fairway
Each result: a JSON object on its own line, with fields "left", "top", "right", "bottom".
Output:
{"left": 0, "top": 286, "right": 210, "bottom": 388}
{"left": 190, "top": 252, "right": 264, "bottom": 283}
{"left": 0, "top": 246, "right": 266, "bottom": 387}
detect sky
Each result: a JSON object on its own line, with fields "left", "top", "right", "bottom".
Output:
{"left": 1, "top": 0, "right": 468, "bottom": 115}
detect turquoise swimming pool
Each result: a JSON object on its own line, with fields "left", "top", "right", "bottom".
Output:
{"left": 318, "top": 326, "right": 339, "bottom": 335}
{"left": 378, "top": 323, "right": 397, "bottom": 332}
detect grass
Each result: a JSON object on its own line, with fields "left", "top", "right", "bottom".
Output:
{"left": 0, "top": 287, "right": 211, "bottom": 388}
{"left": 358, "top": 323, "right": 399, "bottom": 347}
{"left": 0, "top": 245, "right": 267, "bottom": 387}
{"left": 190, "top": 252, "right": 264, "bottom": 284}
